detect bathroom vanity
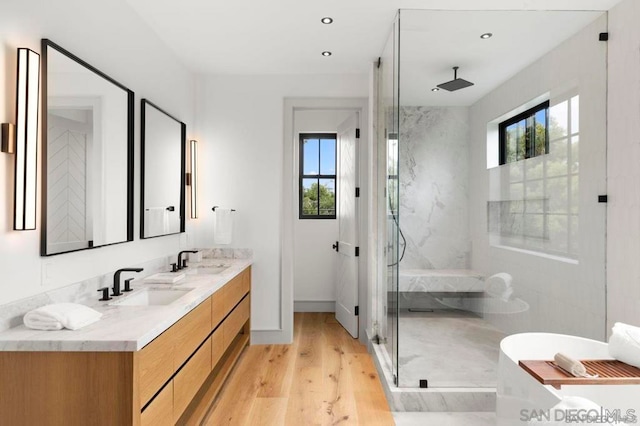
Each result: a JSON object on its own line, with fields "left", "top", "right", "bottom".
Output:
{"left": 0, "top": 260, "right": 251, "bottom": 425}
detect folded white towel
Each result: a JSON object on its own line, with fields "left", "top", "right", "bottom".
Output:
{"left": 485, "top": 272, "right": 514, "bottom": 301}
{"left": 213, "top": 208, "right": 234, "bottom": 245}
{"left": 527, "top": 396, "right": 612, "bottom": 425}
{"left": 24, "top": 303, "right": 102, "bottom": 331}
{"left": 609, "top": 322, "right": 640, "bottom": 369}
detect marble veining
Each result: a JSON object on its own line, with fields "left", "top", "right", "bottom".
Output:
{"left": 398, "top": 106, "right": 470, "bottom": 271}
{"left": 0, "top": 252, "right": 252, "bottom": 352}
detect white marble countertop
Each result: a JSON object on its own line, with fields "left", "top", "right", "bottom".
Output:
{"left": 0, "top": 258, "right": 252, "bottom": 352}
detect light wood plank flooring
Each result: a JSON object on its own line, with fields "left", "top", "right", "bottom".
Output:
{"left": 202, "top": 312, "right": 395, "bottom": 425}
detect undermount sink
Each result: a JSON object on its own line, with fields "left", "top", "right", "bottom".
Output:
{"left": 110, "top": 288, "right": 193, "bottom": 306}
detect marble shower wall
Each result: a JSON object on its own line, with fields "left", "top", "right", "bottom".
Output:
{"left": 398, "top": 107, "right": 471, "bottom": 271}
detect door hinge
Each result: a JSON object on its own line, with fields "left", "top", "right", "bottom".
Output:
{"left": 355, "top": 187, "right": 360, "bottom": 198}
{"left": 599, "top": 32, "right": 609, "bottom": 41}
{"left": 355, "top": 306, "right": 359, "bottom": 316}
{"left": 355, "top": 128, "right": 360, "bottom": 139}
{"left": 355, "top": 247, "right": 360, "bottom": 257}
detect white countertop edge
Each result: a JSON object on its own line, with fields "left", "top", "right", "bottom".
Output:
{"left": 0, "top": 258, "right": 252, "bottom": 352}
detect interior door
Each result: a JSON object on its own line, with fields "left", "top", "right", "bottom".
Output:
{"left": 335, "top": 112, "right": 359, "bottom": 338}
{"left": 47, "top": 113, "right": 92, "bottom": 253}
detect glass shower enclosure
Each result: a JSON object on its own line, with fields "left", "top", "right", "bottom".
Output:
{"left": 377, "top": 9, "right": 608, "bottom": 390}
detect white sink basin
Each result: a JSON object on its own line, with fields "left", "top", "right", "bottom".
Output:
{"left": 110, "top": 288, "right": 193, "bottom": 306}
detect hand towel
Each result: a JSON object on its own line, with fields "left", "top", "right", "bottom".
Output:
{"left": 213, "top": 208, "right": 233, "bottom": 245}
{"left": 527, "top": 396, "right": 612, "bottom": 425}
{"left": 609, "top": 322, "right": 640, "bottom": 369}
{"left": 24, "top": 303, "right": 102, "bottom": 331}
{"left": 553, "top": 352, "right": 597, "bottom": 378}
{"left": 145, "top": 208, "right": 169, "bottom": 237}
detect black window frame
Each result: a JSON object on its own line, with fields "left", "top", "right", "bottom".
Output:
{"left": 299, "top": 133, "right": 337, "bottom": 219}
{"left": 499, "top": 101, "right": 550, "bottom": 165}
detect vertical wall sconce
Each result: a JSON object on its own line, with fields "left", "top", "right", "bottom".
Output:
{"left": 188, "top": 139, "right": 198, "bottom": 219}
{"left": 2, "top": 48, "right": 40, "bottom": 231}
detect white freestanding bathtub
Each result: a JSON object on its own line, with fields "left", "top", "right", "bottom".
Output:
{"left": 497, "top": 333, "right": 640, "bottom": 425}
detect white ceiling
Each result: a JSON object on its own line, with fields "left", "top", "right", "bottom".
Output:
{"left": 123, "top": 0, "right": 622, "bottom": 76}
{"left": 400, "top": 10, "right": 605, "bottom": 106}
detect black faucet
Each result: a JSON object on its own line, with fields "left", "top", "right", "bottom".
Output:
{"left": 112, "top": 268, "right": 144, "bottom": 297}
{"left": 177, "top": 250, "right": 199, "bottom": 270}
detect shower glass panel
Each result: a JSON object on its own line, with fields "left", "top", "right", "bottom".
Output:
{"left": 391, "top": 9, "right": 607, "bottom": 389}
{"left": 377, "top": 14, "right": 400, "bottom": 385}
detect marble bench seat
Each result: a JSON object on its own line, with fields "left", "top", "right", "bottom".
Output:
{"left": 399, "top": 269, "right": 485, "bottom": 293}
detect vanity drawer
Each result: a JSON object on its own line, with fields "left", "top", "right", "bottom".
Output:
{"left": 141, "top": 380, "right": 173, "bottom": 426}
{"left": 139, "top": 327, "right": 175, "bottom": 406}
{"left": 173, "top": 298, "right": 212, "bottom": 369}
{"left": 224, "top": 274, "right": 246, "bottom": 313}
{"left": 241, "top": 266, "right": 251, "bottom": 295}
{"left": 223, "top": 296, "right": 250, "bottom": 348}
{"left": 211, "top": 325, "right": 224, "bottom": 368}
{"left": 211, "top": 286, "right": 226, "bottom": 328}
{"left": 173, "top": 336, "right": 212, "bottom": 421}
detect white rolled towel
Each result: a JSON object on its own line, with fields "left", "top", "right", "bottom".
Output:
{"left": 609, "top": 322, "right": 640, "bottom": 369}
{"left": 24, "top": 303, "right": 102, "bottom": 331}
{"left": 527, "top": 396, "right": 612, "bottom": 425}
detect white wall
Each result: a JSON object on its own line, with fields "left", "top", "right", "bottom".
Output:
{"left": 0, "top": 0, "right": 195, "bottom": 305}
{"left": 469, "top": 15, "right": 607, "bottom": 339}
{"left": 607, "top": 0, "right": 640, "bottom": 331}
{"left": 192, "top": 76, "right": 368, "bottom": 342}
{"left": 293, "top": 109, "right": 354, "bottom": 310}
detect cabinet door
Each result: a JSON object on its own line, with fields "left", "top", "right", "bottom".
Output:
{"left": 173, "top": 298, "right": 212, "bottom": 369}
{"left": 139, "top": 327, "right": 175, "bottom": 406}
{"left": 224, "top": 274, "right": 245, "bottom": 313}
{"left": 141, "top": 381, "right": 173, "bottom": 426}
{"left": 211, "top": 286, "right": 226, "bottom": 329}
{"left": 223, "top": 296, "right": 250, "bottom": 348}
{"left": 211, "top": 326, "right": 224, "bottom": 368}
{"left": 173, "top": 336, "right": 212, "bottom": 421}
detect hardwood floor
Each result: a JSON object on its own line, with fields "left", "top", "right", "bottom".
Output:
{"left": 202, "top": 312, "right": 395, "bottom": 425}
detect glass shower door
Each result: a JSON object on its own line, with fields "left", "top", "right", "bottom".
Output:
{"left": 378, "top": 14, "right": 400, "bottom": 385}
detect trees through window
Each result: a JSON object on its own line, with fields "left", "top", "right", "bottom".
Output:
{"left": 299, "top": 134, "right": 337, "bottom": 219}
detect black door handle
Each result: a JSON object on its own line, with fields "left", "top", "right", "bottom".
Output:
{"left": 332, "top": 241, "right": 339, "bottom": 252}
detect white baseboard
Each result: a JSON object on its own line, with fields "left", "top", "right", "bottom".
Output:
{"left": 250, "top": 328, "right": 293, "bottom": 345}
{"left": 294, "top": 300, "right": 335, "bottom": 312}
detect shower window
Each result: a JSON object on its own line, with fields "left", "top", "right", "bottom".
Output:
{"left": 499, "top": 101, "right": 549, "bottom": 165}
{"left": 491, "top": 94, "right": 580, "bottom": 258}
{"left": 299, "top": 133, "right": 337, "bottom": 219}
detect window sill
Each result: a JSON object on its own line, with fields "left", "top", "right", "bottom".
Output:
{"left": 490, "top": 244, "right": 579, "bottom": 265}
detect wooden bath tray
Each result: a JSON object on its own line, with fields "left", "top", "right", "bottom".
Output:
{"left": 519, "top": 359, "right": 640, "bottom": 389}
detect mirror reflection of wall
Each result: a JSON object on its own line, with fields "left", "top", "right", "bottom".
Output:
{"left": 140, "top": 99, "right": 185, "bottom": 239}
{"left": 42, "top": 40, "right": 133, "bottom": 256}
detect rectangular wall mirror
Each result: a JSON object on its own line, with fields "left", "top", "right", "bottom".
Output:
{"left": 140, "top": 99, "right": 185, "bottom": 238}
{"left": 41, "top": 39, "right": 134, "bottom": 256}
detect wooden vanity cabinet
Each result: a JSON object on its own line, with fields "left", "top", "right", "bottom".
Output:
{"left": 0, "top": 266, "right": 251, "bottom": 426}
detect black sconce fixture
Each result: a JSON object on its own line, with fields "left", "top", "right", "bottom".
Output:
{"left": 1, "top": 48, "right": 40, "bottom": 231}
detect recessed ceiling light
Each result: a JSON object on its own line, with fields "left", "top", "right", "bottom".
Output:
{"left": 480, "top": 33, "right": 493, "bottom": 39}
{"left": 321, "top": 17, "right": 333, "bottom": 24}
{"left": 431, "top": 88, "right": 440, "bottom": 92}
{"left": 322, "top": 51, "right": 332, "bottom": 57}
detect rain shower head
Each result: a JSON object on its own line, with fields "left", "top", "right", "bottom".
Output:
{"left": 436, "top": 66, "right": 474, "bottom": 92}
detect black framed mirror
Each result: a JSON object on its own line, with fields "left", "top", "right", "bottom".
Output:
{"left": 41, "top": 39, "right": 134, "bottom": 256}
{"left": 140, "top": 99, "right": 186, "bottom": 239}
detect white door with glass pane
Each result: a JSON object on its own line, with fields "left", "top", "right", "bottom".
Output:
{"left": 335, "top": 113, "right": 359, "bottom": 338}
